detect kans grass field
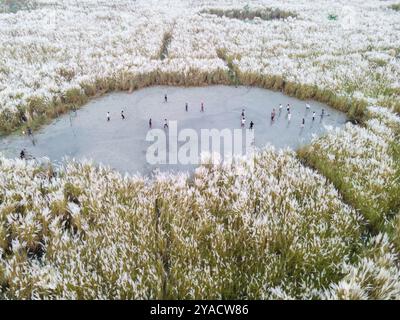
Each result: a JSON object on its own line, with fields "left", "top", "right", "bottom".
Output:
{"left": 0, "top": 0, "right": 399, "bottom": 299}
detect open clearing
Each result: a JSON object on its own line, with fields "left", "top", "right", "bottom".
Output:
{"left": 0, "top": 85, "right": 346, "bottom": 175}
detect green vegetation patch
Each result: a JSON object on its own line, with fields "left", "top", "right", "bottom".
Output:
{"left": 158, "top": 31, "right": 173, "bottom": 61}
{"left": 389, "top": 3, "right": 400, "bottom": 11}
{"left": 201, "top": 6, "right": 297, "bottom": 21}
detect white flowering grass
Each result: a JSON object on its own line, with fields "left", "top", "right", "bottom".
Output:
{"left": 324, "top": 234, "right": 400, "bottom": 300}
{"left": 0, "top": 0, "right": 399, "bottom": 133}
{"left": 0, "top": 147, "right": 371, "bottom": 299}
{"left": 1, "top": 0, "right": 400, "bottom": 300}
{"left": 299, "top": 107, "right": 400, "bottom": 234}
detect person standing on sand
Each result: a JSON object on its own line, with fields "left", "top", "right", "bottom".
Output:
{"left": 149, "top": 118, "right": 152, "bottom": 128}
{"left": 164, "top": 119, "right": 168, "bottom": 129}
{"left": 241, "top": 117, "right": 246, "bottom": 128}
{"left": 26, "top": 127, "right": 35, "bottom": 146}
{"left": 107, "top": 112, "right": 110, "bottom": 122}
{"left": 312, "top": 111, "right": 316, "bottom": 121}
{"left": 287, "top": 104, "right": 290, "bottom": 113}
{"left": 185, "top": 102, "right": 188, "bottom": 112}
{"left": 271, "top": 108, "right": 276, "bottom": 121}
{"left": 241, "top": 109, "right": 245, "bottom": 118}
{"left": 288, "top": 112, "right": 292, "bottom": 122}
{"left": 301, "top": 118, "right": 305, "bottom": 128}
{"left": 250, "top": 121, "right": 254, "bottom": 130}
{"left": 121, "top": 110, "right": 125, "bottom": 120}
{"left": 164, "top": 94, "right": 168, "bottom": 103}
{"left": 201, "top": 102, "right": 204, "bottom": 112}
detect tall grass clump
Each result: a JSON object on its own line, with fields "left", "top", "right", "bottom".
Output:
{"left": 324, "top": 234, "right": 400, "bottom": 299}
{"left": 2, "top": 147, "right": 390, "bottom": 299}
{"left": 298, "top": 106, "right": 400, "bottom": 235}
{"left": 216, "top": 48, "right": 240, "bottom": 85}
{"left": 388, "top": 139, "right": 400, "bottom": 251}
{"left": 158, "top": 31, "right": 173, "bottom": 61}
